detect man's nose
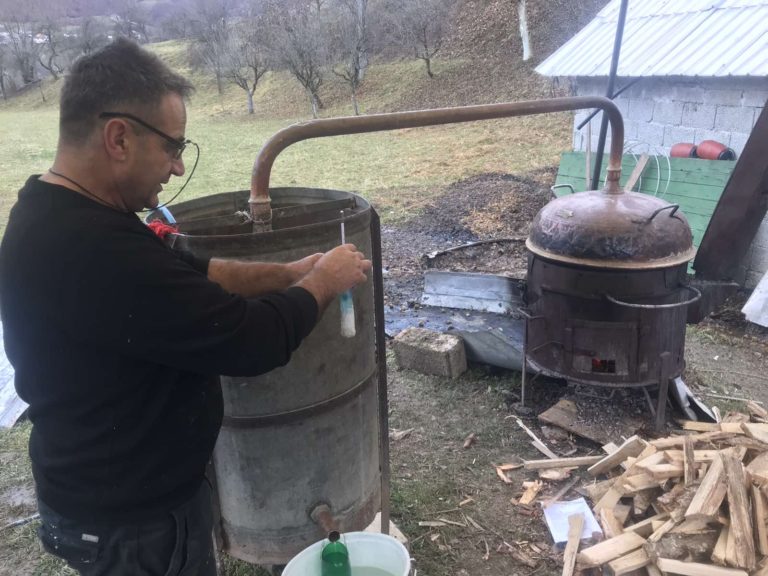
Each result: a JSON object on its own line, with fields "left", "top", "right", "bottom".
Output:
{"left": 171, "top": 156, "right": 185, "bottom": 177}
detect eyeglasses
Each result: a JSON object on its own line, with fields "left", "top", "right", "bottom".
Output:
{"left": 99, "top": 112, "right": 192, "bottom": 160}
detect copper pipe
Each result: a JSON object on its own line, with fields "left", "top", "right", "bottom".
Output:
{"left": 249, "top": 96, "right": 625, "bottom": 228}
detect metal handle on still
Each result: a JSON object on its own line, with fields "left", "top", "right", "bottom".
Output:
{"left": 605, "top": 285, "right": 702, "bottom": 310}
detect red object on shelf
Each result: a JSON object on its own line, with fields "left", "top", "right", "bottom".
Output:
{"left": 670, "top": 142, "right": 698, "bottom": 158}
{"left": 696, "top": 139, "right": 737, "bottom": 160}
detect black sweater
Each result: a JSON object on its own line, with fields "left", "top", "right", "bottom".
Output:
{"left": 0, "top": 176, "right": 318, "bottom": 522}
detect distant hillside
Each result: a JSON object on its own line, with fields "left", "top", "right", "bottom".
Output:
{"left": 0, "top": 0, "right": 607, "bottom": 119}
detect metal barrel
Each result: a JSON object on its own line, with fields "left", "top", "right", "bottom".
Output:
{"left": 157, "top": 187, "right": 380, "bottom": 564}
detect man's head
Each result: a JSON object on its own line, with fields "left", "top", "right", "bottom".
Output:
{"left": 60, "top": 38, "right": 193, "bottom": 146}
{"left": 58, "top": 38, "right": 195, "bottom": 211}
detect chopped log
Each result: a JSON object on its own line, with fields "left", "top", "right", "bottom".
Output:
{"left": 519, "top": 480, "right": 543, "bottom": 505}
{"left": 524, "top": 456, "right": 603, "bottom": 470}
{"left": 722, "top": 412, "right": 751, "bottom": 424}
{"left": 599, "top": 507, "right": 624, "bottom": 538}
{"left": 608, "top": 548, "right": 650, "bottom": 576}
{"left": 577, "top": 532, "right": 646, "bottom": 567}
{"left": 650, "top": 432, "right": 736, "bottom": 449}
{"left": 711, "top": 525, "right": 729, "bottom": 566}
{"left": 671, "top": 517, "right": 715, "bottom": 534}
{"left": 582, "top": 478, "right": 616, "bottom": 502}
{"left": 562, "top": 513, "right": 584, "bottom": 576}
{"left": 644, "top": 530, "right": 719, "bottom": 562}
{"left": 721, "top": 450, "right": 755, "bottom": 570}
{"left": 658, "top": 483, "right": 701, "bottom": 522}
{"left": 684, "top": 436, "right": 696, "bottom": 486}
{"left": 623, "top": 473, "right": 662, "bottom": 494}
{"left": 646, "top": 463, "right": 684, "bottom": 480}
{"left": 624, "top": 513, "right": 670, "bottom": 538}
{"left": 588, "top": 436, "right": 646, "bottom": 477}
{"left": 635, "top": 451, "right": 667, "bottom": 470}
{"left": 678, "top": 421, "right": 746, "bottom": 434}
{"left": 666, "top": 449, "right": 719, "bottom": 464}
{"left": 742, "top": 423, "right": 768, "bottom": 445}
{"left": 648, "top": 518, "right": 679, "bottom": 543}
{"left": 614, "top": 503, "right": 631, "bottom": 525}
{"left": 593, "top": 485, "right": 623, "bottom": 514}
{"left": 646, "top": 564, "right": 663, "bottom": 576}
{"left": 656, "top": 557, "right": 748, "bottom": 576}
{"left": 752, "top": 484, "right": 768, "bottom": 555}
{"left": 685, "top": 452, "right": 727, "bottom": 521}
{"left": 633, "top": 489, "right": 659, "bottom": 515}
{"left": 747, "top": 452, "right": 768, "bottom": 475}
{"left": 753, "top": 558, "right": 768, "bottom": 576}
{"left": 748, "top": 401, "right": 768, "bottom": 421}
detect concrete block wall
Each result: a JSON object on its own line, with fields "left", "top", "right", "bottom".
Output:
{"left": 570, "top": 76, "right": 768, "bottom": 289}
{"left": 572, "top": 76, "right": 768, "bottom": 156}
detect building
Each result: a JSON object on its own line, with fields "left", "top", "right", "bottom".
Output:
{"left": 536, "top": 0, "right": 768, "bottom": 288}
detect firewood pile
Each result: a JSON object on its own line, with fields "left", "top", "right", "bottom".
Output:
{"left": 528, "top": 403, "right": 768, "bottom": 576}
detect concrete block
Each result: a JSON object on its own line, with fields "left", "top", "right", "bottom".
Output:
{"left": 622, "top": 119, "right": 640, "bottom": 142}
{"left": 743, "top": 90, "right": 768, "bottom": 108}
{"left": 729, "top": 131, "right": 751, "bottom": 154}
{"left": 663, "top": 125, "right": 696, "bottom": 147}
{"left": 393, "top": 327, "right": 467, "bottom": 378}
{"left": 703, "top": 88, "right": 745, "bottom": 107}
{"left": 627, "top": 98, "right": 654, "bottom": 122}
{"left": 715, "top": 105, "right": 756, "bottom": 133}
{"left": 670, "top": 83, "right": 707, "bottom": 104}
{"left": 636, "top": 121, "right": 665, "bottom": 147}
{"left": 653, "top": 101, "right": 684, "bottom": 125}
{"left": 694, "top": 129, "right": 731, "bottom": 146}
{"left": 682, "top": 102, "right": 716, "bottom": 129}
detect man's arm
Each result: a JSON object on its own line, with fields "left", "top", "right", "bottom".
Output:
{"left": 207, "top": 253, "right": 322, "bottom": 298}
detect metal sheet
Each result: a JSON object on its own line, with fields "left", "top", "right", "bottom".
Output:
{"left": 421, "top": 271, "right": 524, "bottom": 314}
{"left": 536, "top": 0, "right": 768, "bottom": 78}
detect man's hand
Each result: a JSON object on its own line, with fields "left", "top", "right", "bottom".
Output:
{"left": 285, "top": 252, "right": 323, "bottom": 283}
{"left": 296, "top": 244, "right": 372, "bottom": 312}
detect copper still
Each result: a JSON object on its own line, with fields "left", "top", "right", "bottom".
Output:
{"left": 524, "top": 145, "right": 701, "bottom": 429}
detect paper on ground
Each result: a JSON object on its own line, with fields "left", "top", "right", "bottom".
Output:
{"left": 543, "top": 497, "right": 602, "bottom": 544}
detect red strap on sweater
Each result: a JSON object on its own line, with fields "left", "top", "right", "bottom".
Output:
{"left": 147, "top": 221, "right": 179, "bottom": 239}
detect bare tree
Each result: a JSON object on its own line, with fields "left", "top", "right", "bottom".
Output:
{"left": 188, "top": 0, "right": 237, "bottom": 95}
{"left": 223, "top": 22, "right": 269, "bottom": 114}
{"left": 111, "top": 0, "right": 149, "bottom": 42}
{"left": 329, "top": 0, "right": 368, "bottom": 115}
{"left": 37, "top": 20, "right": 66, "bottom": 80}
{"left": 0, "top": 43, "right": 9, "bottom": 100}
{"left": 264, "top": 0, "right": 329, "bottom": 118}
{"left": 385, "top": 0, "right": 450, "bottom": 78}
{"left": 77, "top": 17, "right": 110, "bottom": 56}
{"left": 1, "top": 16, "right": 40, "bottom": 85}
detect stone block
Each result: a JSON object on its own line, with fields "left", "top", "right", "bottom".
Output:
{"left": 663, "top": 125, "right": 696, "bottom": 147}
{"left": 653, "top": 101, "right": 684, "bottom": 125}
{"left": 670, "top": 83, "right": 707, "bottom": 104}
{"left": 715, "top": 105, "right": 756, "bottom": 133}
{"left": 682, "top": 102, "right": 716, "bottom": 129}
{"left": 393, "top": 327, "right": 467, "bottom": 378}
{"left": 636, "top": 121, "right": 665, "bottom": 147}
{"left": 627, "top": 98, "right": 654, "bottom": 122}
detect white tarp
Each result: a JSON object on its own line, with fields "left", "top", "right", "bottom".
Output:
{"left": 743, "top": 271, "right": 768, "bottom": 328}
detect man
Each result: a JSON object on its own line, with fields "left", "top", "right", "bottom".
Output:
{"left": 0, "top": 38, "right": 371, "bottom": 575}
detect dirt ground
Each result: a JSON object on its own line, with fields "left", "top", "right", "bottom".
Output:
{"left": 2, "top": 169, "right": 768, "bottom": 576}
{"left": 381, "top": 170, "right": 768, "bottom": 576}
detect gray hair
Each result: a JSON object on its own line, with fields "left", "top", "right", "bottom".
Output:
{"left": 60, "top": 38, "right": 194, "bottom": 144}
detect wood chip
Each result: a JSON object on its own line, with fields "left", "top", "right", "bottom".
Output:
{"left": 519, "top": 480, "right": 543, "bottom": 505}
{"left": 462, "top": 432, "right": 477, "bottom": 449}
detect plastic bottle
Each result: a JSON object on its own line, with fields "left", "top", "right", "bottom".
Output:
{"left": 321, "top": 530, "right": 351, "bottom": 576}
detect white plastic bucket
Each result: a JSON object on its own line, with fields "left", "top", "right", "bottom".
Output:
{"left": 282, "top": 532, "right": 411, "bottom": 576}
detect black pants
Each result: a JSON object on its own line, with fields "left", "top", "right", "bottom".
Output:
{"left": 36, "top": 483, "right": 217, "bottom": 576}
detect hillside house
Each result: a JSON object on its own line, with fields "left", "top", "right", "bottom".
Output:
{"left": 536, "top": 0, "right": 768, "bottom": 288}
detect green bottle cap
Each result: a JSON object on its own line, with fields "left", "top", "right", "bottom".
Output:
{"left": 321, "top": 531, "right": 351, "bottom": 576}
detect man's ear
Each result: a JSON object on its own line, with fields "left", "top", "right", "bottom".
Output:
{"left": 102, "top": 119, "right": 130, "bottom": 161}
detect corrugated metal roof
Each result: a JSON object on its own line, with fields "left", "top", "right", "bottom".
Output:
{"left": 536, "top": 0, "right": 768, "bottom": 77}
